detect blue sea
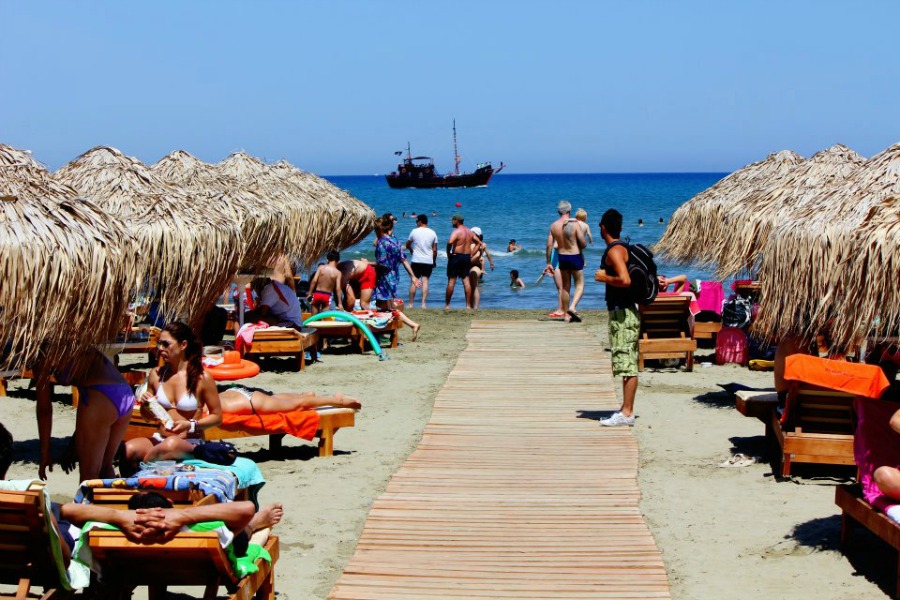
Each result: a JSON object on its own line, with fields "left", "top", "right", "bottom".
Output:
{"left": 324, "top": 173, "right": 727, "bottom": 310}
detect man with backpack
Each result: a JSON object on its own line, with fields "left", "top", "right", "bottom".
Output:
{"left": 595, "top": 209, "right": 639, "bottom": 426}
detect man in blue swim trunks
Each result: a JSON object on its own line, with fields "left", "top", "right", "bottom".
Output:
{"left": 546, "top": 200, "right": 586, "bottom": 322}
{"left": 445, "top": 213, "right": 474, "bottom": 309}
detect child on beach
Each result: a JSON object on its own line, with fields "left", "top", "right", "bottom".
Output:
{"left": 307, "top": 250, "right": 344, "bottom": 314}
{"left": 575, "top": 208, "right": 593, "bottom": 245}
{"left": 509, "top": 270, "right": 525, "bottom": 288}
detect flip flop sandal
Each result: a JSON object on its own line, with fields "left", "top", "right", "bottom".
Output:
{"left": 547, "top": 312, "right": 565, "bottom": 318}
{"left": 567, "top": 310, "right": 582, "bottom": 323}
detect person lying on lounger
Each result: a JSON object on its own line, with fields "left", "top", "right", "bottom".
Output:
{"left": 56, "top": 492, "right": 282, "bottom": 566}
{"left": 123, "top": 322, "right": 222, "bottom": 467}
{"left": 217, "top": 385, "right": 362, "bottom": 413}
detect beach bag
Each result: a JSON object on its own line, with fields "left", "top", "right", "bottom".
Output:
{"left": 607, "top": 241, "right": 659, "bottom": 305}
{"left": 722, "top": 295, "right": 752, "bottom": 328}
{"left": 193, "top": 441, "right": 238, "bottom": 466}
{"left": 715, "top": 327, "right": 749, "bottom": 366}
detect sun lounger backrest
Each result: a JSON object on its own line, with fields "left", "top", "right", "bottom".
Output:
{"left": 639, "top": 295, "right": 692, "bottom": 339}
{"left": 789, "top": 382, "right": 855, "bottom": 435}
{"left": 0, "top": 489, "right": 55, "bottom": 587}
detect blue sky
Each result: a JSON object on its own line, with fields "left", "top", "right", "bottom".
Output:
{"left": 2, "top": 1, "right": 898, "bottom": 175}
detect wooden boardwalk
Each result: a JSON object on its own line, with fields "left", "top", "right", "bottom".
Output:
{"left": 328, "top": 321, "right": 670, "bottom": 599}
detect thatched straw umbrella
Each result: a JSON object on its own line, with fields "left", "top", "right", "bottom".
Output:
{"left": 212, "top": 152, "right": 374, "bottom": 269}
{"left": 269, "top": 160, "right": 374, "bottom": 252}
{"left": 829, "top": 196, "right": 900, "bottom": 347}
{"left": 151, "top": 150, "right": 289, "bottom": 271}
{"left": 712, "top": 144, "right": 865, "bottom": 277}
{"left": 55, "top": 146, "right": 242, "bottom": 327}
{"left": 656, "top": 150, "right": 804, "bottom": 266}
{"left": 755, "top": 143, "right": 900, "bottom": 346}
{"left": 0, "top": 144, "right": 139, "bottom": 370}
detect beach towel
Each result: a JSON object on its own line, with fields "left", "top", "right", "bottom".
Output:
{"left": 785, "top": 354, "right": 891, "bottom": 399}
{"left": 235, "top": 321, "right": 269, "bottom": 354}
{"left": 658, "top": 291, "right": 700, "bottom": 316}
{"left": 697, "top": 280, "right": 725, "bottom": 315}
{"left": 853, "top": 397, "right": 900, "bottom": 517}
{"left": 219, "top": 409, "right": 321, "bottom": 441}
{"left": 76, "top": 465, "right": 239, "bottom": 504}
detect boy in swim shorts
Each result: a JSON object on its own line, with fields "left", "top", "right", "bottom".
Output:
{"left": 307, "top": 250, "right": 343, "bottom": 314}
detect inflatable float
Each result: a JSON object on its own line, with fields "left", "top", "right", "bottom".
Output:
{"left": 303, "top": 311, "right": 387, "bottom": 360}
{"left": 204, "top": 350, "right": 261, "bottom": 380}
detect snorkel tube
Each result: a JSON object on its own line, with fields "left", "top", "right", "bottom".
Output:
{"left": 302, "top": 311, "right": 387, "bottom": 360}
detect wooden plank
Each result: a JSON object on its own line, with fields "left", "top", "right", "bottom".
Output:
{"left": 327, "top": 321, "right": 669, "bottom": 600}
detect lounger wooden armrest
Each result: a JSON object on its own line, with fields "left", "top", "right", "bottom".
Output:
{"left": 243, "top": 327, "right": 318, "bottom": 371}
{"left": 836, "top": 484, "right": 900, "bottom": 598}
{"left": 88, "top": 530, "right": 278, "bottom": 600}
{"left": 735, "top": 390, "right": 779, "bottom": 421}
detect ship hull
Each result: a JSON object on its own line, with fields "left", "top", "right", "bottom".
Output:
{"left": 385, "top": 167, "right": 495, "bottom": 189}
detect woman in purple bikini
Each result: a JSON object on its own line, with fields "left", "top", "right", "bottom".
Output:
{"left": 36, "top": 348, "right": 136, "bottom": 481}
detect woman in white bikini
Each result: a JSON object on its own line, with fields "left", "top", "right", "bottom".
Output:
{"left": 123, "top": 322, "right": 222, "bottom": 466}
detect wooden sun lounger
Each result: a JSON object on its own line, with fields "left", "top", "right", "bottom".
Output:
{"left": 85, "top": 486, "right": 221, "bottom": 510}
{"left": 124, "top": 406, "right": 356, "bottom": 457}
{"left": 772, "top": 382, "right": 855, "bottom": 477}
{"left": 243, "top": 327, "right": 318, "bottom": 371}
{"left": 88, "top": 530, "right": 278, "bottom": 600}
{"left": 0, "top": 487, "right": 64, "bottom": 599}
{"left": 836, "top": 484, "right": 900, "bottom": 598}
{"left": 638, "top": 295, "right": 697, "bottom": 371}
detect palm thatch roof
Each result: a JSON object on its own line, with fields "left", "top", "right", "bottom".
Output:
{"left": 754, "top": 143, "right": 900, "bottom": 345}
{"left": 656, "top": 150, "right": 804, "bottom": 266}
{"left": 829, "top": 196, "right": 900, "bottom": 347}
{"left": 211, "top": 152, "right": 374, "bottom": 269}
{"left": 0, "top": 144, "right": 139, "bottom": 370}
{"left": 269, "top": 160, "right": 374, "bottom": 251}
{"left": 151, "top": 150, "right": 288, "bottom": 270}
{"left": 712, "top": 144, "right": 865, "bottom": 277}
{"left": 55, "top": 146, "right": 241, "bottom": 326}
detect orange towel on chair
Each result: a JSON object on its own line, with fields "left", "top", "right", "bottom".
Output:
{"left": 220, "top": 410, "right": 321, "bottom": 440}
{"left": 785, "top": 354, "right": 890, "bottom": 399}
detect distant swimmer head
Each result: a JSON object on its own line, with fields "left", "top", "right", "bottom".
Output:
{"left": 638, "top": 218, "right": 644, "bottom": 227}
{"left": 557, "top": 200, "right": 572, "bottom": 215}
{"left": 575, "top": 208, "right": 588, "bottom": 222}
{"left": 509, "top": 239, "right": 515, "bottom": 244}
{"left": 659, "top": 217, "right": 664, "bottom": 223}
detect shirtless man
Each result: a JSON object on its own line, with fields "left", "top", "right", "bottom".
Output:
{"left": 546, "top": 200, "right": 586, "bottom": 322}
{"left": 307, "top": 250, "right": 343, "bottom": 314}
{"left": 445, "top": 213, "right": 474, "bottom": 309}
{"left": 337, "top": 259, "right": 376, "bottom": 310}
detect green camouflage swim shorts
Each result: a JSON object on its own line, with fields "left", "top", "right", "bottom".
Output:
{"left": 609, "top": 307, "right": 639, "bottom": 377}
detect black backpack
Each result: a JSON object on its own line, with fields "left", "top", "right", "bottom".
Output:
{"left": 608, "top": 241, "right": 660, "bottom": 305}
{"left": 722, "top": 295, "right": 752, "bottom": 328}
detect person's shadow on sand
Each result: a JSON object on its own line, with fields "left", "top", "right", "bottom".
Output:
{"left": 239, "top": 445, "right": 354, "bottom": 464}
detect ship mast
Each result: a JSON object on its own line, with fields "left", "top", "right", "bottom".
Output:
{"left": 453, "top": 119, "right": 460, "bottom": 175}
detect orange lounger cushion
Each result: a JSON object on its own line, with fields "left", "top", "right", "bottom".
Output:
{"left": 785, "top": 354, "right": 890, "bottom": 399}
{"left": 219, "top": 410, "right": 321, "bottom": 441}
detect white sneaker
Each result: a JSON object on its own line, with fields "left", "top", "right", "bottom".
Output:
{"left": 600, "top": 411, "right": 635, "bottom": 427}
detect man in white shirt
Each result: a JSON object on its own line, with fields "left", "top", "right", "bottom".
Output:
{"left": 406, "top": 214, "right": 438, "bottom": 308}
{"left": 251, "top": 278, "right": 304, "bottom": 329}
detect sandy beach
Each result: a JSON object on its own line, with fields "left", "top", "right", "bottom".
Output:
{"left": 1, "top": 309, "right": 890, "bottom": 599}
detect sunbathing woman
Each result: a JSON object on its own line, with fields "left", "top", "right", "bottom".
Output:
{"left": 218, "top": 385, "right": 361, "bottom": 413}
{"left": 123, "top": 322, "right": 222, "bottom": 466}
{"left": 36, "top": 348, "right": 135, "bottom": 481}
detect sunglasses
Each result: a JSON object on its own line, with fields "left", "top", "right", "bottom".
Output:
{"left": 157, "top": 340, "right": 172, "bottom": 348}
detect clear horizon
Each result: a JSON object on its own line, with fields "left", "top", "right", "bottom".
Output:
{"left": 3, "top": 1, "right": 898, "bottom": 176}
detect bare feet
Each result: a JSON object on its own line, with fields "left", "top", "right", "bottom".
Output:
{"left": 411, "top": 323, "right": 421, "bottom": 342}
{"left": 248, "top": 503, "right": 284, "bottom": 533}
{"left": 332, "top": 393, "right": 362, "bottom": 410}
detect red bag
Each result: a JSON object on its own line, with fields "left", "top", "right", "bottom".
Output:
{"left": 715, "top": 327, "right": 749, "bottom": 366}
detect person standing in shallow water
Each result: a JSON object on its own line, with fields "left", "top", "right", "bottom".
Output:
{"left": 595, "top": 208, "right": 639, "bottom": 427}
